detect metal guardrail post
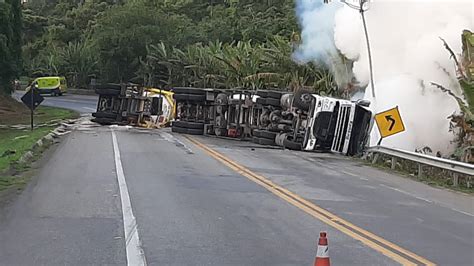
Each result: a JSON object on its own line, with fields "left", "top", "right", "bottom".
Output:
{"left": 391, "top": 157, "right": 397, "bottom": 170}
{"left": 418, "top": 163, "right": 423, "bottom": 177}
{"left": 372, "top": 153, "right": 379, "bottom": 164}
{"left": 453, "top": 173, "right": 459, "bottom": 187}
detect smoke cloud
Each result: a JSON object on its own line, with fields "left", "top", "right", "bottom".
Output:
{"left": 295, "top": 0, "right": 473, "bottom": 154}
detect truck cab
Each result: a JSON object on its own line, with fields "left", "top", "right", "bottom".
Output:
{"left": 302, "top": 95, "right": 373, "bottom": 156}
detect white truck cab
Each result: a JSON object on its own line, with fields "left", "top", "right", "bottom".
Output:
{"left": 303, "top": 95, "right": 373, "bottom": 156}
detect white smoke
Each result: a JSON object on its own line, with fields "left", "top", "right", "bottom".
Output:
{"left": 295, "top": 0, "right": 473, "bottom": 154}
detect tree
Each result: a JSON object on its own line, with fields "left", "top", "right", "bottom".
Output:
{"left": 0, "top": 0, "right": 22, "bottom": 94}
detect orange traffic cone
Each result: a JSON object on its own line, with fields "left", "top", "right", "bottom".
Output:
{"left": 314, "top": 232, "right": 330, "bottom": 266}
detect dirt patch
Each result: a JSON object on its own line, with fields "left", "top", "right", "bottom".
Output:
{"left": 0, "top": 94, "right": 29, "bottom": 119}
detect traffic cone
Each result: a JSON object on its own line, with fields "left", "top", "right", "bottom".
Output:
{"left": 314, "top": 232, "right": 330, "bottom": 266}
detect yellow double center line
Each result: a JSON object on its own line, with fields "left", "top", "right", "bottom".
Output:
{"left": 186, "top": 136, "right": 435, "bottom": 266}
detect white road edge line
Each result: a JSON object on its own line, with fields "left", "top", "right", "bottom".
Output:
{"left": 379, "top": 184, "right": 433, "bottom": 203}
{"left": 111, "top": 130, "right": 147, "bottom": 266}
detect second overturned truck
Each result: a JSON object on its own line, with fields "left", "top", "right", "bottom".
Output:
{"left": 93, "top": 84, "right": 373, "bottom": 156}
{"left": 170, "top": 87, "right": 373, "bottom": 156}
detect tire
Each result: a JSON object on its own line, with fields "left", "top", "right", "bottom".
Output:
{"left": 293, "top": 89, "right": 313, "bottom": 111}
{"left": 252, "top": 129, "right": 262, "bottom": 137}
{"left": 188, "top": 94, "right": 206, "bottom": 102}
{"left": 174, "top": 94, "right": 206, "bottom": 102}
{"left": 171, "top": 126, "right": 187, "bottom": 134}
{"left": 265, "top": 98, "right": 281, "bottom": 107}
{"left": 92, "top": 117, "right": 115, "bottom": 125}
{"left": 173, "top": 121, "right": 204, "bottom": 129}
{"left": 95, "top": 88, "right": 121, "bottom": 96}
{"left": 253, "top": 137, "right": 276, "bottom": 146}
{"left": 256, "top": 97, "right": 267, "bottom": 105}
{"left": 173, "top": 94, "right": 188, "bottom": 101}
{"left": 255, "top": 130, "right": 277, "bottom": 140}
{"left": 172, "top": 87, "right": 206, "bottom": 95}
{"left": 95, "top": 84, "right": 121, "bottom": 90}
{"left": 92, "top": 112, "right": 117, "bottom": 119}
{"left": 283, "top": 136, "right": 302, "bottom": 151}
{"left": 186, "top": 128, "right": 204, "bottom": 135}
{"left": 266, "top": 91, "right": 283, "bottom": 99}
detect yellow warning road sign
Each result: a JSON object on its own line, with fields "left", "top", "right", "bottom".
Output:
{"left": 375, "top": 107, "right": 405, "bottom": 138}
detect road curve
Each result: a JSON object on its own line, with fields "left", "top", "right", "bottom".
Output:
{"left": 12, "top": 91, "right": 98, "bottom": 114}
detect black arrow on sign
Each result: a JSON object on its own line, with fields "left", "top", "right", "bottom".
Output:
{"left": 385, "top": 115, "right": 396, "bottom": 131}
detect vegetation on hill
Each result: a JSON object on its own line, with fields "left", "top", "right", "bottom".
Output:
{"left": 20, "top": 0, "right": 344, "bottom": 95}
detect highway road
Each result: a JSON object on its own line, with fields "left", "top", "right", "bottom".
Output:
{"left": 12, "top": 91, "right": 98, "bottom": 113}
{"left": 1, "top": 94, "right": 473, "bottom": 265}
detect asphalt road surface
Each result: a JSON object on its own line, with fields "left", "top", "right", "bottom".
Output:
{"left": 12, "top": 91, "right": 98, "bottom": 113}
{"left": 1, "top": 98, "right": 473, "bottom": 265}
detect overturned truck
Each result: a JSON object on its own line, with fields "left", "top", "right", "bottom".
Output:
{"left": 169, "top": 87, "right": 373, "bottom": 156}
{"left": 92, "top": 83, "right": 175, "bottom": 128}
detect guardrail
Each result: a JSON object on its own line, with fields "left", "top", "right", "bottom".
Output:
{"left": 366, "top": 146, "right": 474, "bottom": 187}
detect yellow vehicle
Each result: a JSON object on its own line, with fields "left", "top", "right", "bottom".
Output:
{"left": 27, "top": 76, "right": 67, "bottom": 96}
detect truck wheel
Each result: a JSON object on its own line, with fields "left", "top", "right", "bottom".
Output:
{"left": 253, "top": 137, "right": 276, "bottom": 146}
{"left": 283, "top": 136, "right": 302, "bottom": 150}
{"left": 256, "top": 91, "right": 268, "bottom": 97}
{"left": 265, "top": 98, "right": 281, "bottom": 107}
{"left": 92, "top": 112, "right": 117, "bottom": 119}
{"left": 92, "top": 117, "right": 115, "bottom": 125}
{"left": 186, "top": 128, "right": 204, "bottom": 135}
{"left": 95, "top": 88, "right": 121, "bottom": 96}
{"left": 257, "top": 130, "right": 278, "bottom": 140}
{"left": 173, "top": 121, "right": 204, "bottom": 129}
{"left": 256, "top": 97, "right": 266, "bottom": 105}
{"left": 188, "top": 94, "right": 206, "bottom": 102}
{"left": 171, "top": 126, "right": 187, "bottom": 134}
{"left": 252, "top": 129, "right": 261, "bottom": 137}
{"left": 293, "top": 89, "right": 312, "bottom": 111}
{"left": 171, "top": 87, "right": 206, "bottom": 95}
{"left": 266, "top": 91, "right": 283, "bottom": 99}
{"left": 173, "top": 94, "right": 188, "bottom": 101}
{"left": 95, "top": 84, "right": 122, "bottom": 90}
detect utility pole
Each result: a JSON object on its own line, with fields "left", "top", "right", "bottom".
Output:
{"left": 338, "top": 0, "right": 376, "bottom": 98}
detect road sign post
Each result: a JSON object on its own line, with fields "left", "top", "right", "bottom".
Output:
{"left": 374, "top": 106, "right": 405, "bottom": 144}
{"left": 21, "top": 84, "right": 44, "bottom": 131}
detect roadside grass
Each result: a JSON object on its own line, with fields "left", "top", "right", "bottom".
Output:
{"left": 0, "top": 106, "right": 77, "bottom": 125}
{"left": 0, "top": 103, "right": 78, "bottom": 192}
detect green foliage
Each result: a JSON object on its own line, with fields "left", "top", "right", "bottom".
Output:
{"left": 0, "top": 0, "right": 22, "bottom": 94}
{"left": 22, "top": 0, "right": 338, "bottom": 95}
{"left": 137, "top": 36, "right": 339, "bottom": 94}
